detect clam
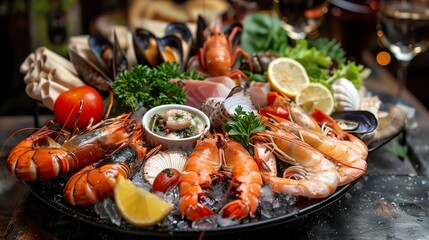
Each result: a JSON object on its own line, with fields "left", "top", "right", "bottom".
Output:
{"left": 142, "top": 149, "right": 188, "bottom": 185}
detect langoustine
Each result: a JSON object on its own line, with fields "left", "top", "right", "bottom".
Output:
{"left": 63, "top": 137, "right": 148, "bottom": 206}
{"left": 7, "top": 113, "right": 142, "bottom": 181}
{"left": 178, "top": 134, "right": 222, "bottom": 221}
{"left": 219, "top": 137, "right": 262, "bottom": 220}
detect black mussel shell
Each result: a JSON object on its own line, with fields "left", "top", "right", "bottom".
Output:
{"left": 88, "top": 34, "right": 114, "bottom": 76}
{"left": 68, "top": 47, "right": 113, "bottom": 91}
{"left": 240, "top": 52, "right": 278, "bottom": 73}
{"left": 165, "top": 22, "right": 193, "bottom": 64}
{"left": 157, "top": 35, "right": 184, "bottom": 66}
{"left": 112, "top": 30, "right": 128, "bottom": 78}
{"left": 194, "top": 15, "right": 208, "bottom": 55}
{"left": 133, "top": 28, "right": 162, "bottom": 67}
{"left": 331, "top": 110, "right": 378, "bottom": 134}
{"left": 221, "top": 22, "right": 243, "bottom": 49}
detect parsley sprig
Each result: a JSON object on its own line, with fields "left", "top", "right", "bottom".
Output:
{"left": 112, "top": 62, "right": 203, "bottom": 112}
{"left": 222, "top": 106, "right": 266, "bottom": 148}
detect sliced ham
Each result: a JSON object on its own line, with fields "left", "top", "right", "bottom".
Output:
{"left": 204, "top": 76, "right": 237, "bottom": 89}
{"left": 172, "top": 78, "right": 233, "bottom": 108}
{"left": 247, "top": 81, "right": 271, "bottom": 108}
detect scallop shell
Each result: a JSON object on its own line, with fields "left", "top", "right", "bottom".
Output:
{"left": 143, "top": 149, "right": 188, "bottom": 185}
{"left": 332, "top": 78, "right": 360, "bottom": 111}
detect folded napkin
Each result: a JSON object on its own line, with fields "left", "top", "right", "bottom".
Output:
{"left": 20, "top": 47, "right": 85, "bottom": 110}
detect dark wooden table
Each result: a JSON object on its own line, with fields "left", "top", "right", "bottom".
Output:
{"left": 1, "top": 52, "right": 428, "bottom": 239}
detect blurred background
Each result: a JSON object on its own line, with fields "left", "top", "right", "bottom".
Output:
{"left": 0, "top": 0, "right": 428, "bottom": 116}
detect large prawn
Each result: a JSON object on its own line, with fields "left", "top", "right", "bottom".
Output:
{"left": 254, "top": 130, "right": 340, "bottom": 199}
{"left": 219, "top": 137, "right": 262, "bottom": 220}
{"left": 178, "top": 134, "right": 222, "bottom": 221}
{"left": 264, "top": 92, "right": 368, "bottom": 185}
{"left": 63, "top": 136, "right": 149, "bottom": 207}
{"left": 7, "top": 113, "right": 142, "bottom": 181}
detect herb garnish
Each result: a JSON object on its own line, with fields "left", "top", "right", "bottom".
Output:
{"left": 112, "top": 62, "right": 203, "bottom": 112}
{"left": 222, "top": 106, "right": 266, "bottom": 149}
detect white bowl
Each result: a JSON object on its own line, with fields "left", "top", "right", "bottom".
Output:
{"left": 142, "top": 104, "right": 210, "bottom": 150}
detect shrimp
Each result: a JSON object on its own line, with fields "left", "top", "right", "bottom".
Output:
{"left": 7, "top": 113, "right": 142, "bottom": 181}
{"left": 266, "top": 91, "right": 321, "bottom": 131}
{"left": 264, "top": 92, "right": 368, "bottom": 185}
{"left": 253, "top": 139, "right": 277, "bottom": 178}
{"left": 178, "top": 134, "right": 222, "bottom": 221}
{"left": 310, "top": 109, "right": 368, "bottom": 185}
{"left": 163, "top": 109, "right": 193, "bottom": 131}
{"left": 219, "top": 138, "right": 262, "bottom": 220}
{"left": 254, "top": 130, "right": 340, "bottom": 198}
{"left": 63, "top": 137, "right": 148, "bottom": 206}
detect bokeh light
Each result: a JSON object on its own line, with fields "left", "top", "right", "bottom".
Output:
{"left": 376, "top": 51, "right": 391, "bottom": 66}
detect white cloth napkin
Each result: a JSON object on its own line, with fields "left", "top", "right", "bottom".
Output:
{"left": 20, "top": 47, "right": 85, "bottom": 110}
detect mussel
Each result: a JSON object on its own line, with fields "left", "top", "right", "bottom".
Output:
{"left": 330, "top": 110, "right": 378, "bottom": 135}
{"left": 240, "top": 52, "right": 278, "bottom": 74}
{"left": 69, "top": 31, "right": 128, "bottom": 91}
{"left": 88, "top": 31, "right": 128, "bottom": 79}
{"left": 165, "top": 22, "right": 193, "bottom": 64}
{"left": 68, "top": 47, "right": 113, "bottom": 91}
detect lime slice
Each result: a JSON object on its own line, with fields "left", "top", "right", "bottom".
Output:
{"left": 295, "top": 83, "right": 335, "bottom": 115}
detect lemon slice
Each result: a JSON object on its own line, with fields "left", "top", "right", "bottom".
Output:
{"left": 295, "top": 83, "right": 335, "bottom": 115}
{"left": 267, "top": 57, "right": 310, "bottom": 97}
{"left": 114, "top": 175, "right": 173, "bottom": 227}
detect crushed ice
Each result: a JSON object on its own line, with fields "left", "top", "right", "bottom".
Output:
{"left": 92, "top": 176, "right": 302, "bottom": 230}
{"left": 94, "top": 198, "right": 122, "bottom": 226}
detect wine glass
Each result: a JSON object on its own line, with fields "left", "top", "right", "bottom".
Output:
{"left": 272, "top": 0, "right": 329, "bottom": 40}
{"left": 376, "top": 0, "right": 429, "bottom": 103}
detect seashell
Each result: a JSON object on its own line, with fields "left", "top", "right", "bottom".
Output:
{"left": 165, "top": 22, "right": 193, "bottom": 65}
{"left": 208, "top": 86, "right": 257, "bottom": 130}
{"left": 359, "top": 96, "right": 382, "bottom": 119}
{"left": 330, "top": 110, "right": 378, "bottom": 134}
{"left": 332, "top": 78, "right": 360, "bottom": 111}
{"left": 200, "top": 97, "right": 225, "bottom": 116}
{"left": 240, "top": 52, "right": 278, "bottom": 74}
{"left": 88, "top": 32, "right": 128, "bottom": 79}
{"left": 363, "top": 105, "right": 406, "bottom": 151}
{"left": 142, "top": 149, "right": 188, "bottom": 185}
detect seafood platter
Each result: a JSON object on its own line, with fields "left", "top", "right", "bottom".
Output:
{"left": 5, "top": 10, "right": 405, "bottom": 237}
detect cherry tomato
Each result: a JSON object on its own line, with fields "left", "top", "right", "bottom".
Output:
{"left": 260, "top": 105, "right": 289, "bottom": 119}
{"left": 53, "top": 86, "right": 104, "bottom": 130}
{"left": 152, "top": 168, "right": 181, "bottom": 193}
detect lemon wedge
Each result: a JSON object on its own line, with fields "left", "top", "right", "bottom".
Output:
{"left": 114, "top": 175, "right": 173, "bottom": 227}
{"left": 295, "top": 83, "right": 335, "bottom": 115}
{"left": 267, "top": 57, "right": 310, "bottom": 97}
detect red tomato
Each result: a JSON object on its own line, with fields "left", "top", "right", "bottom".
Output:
{"left": 260, "top": 105, "right": 289, "bottom": 119}
{"left": 152, "top": 168, "right": 181, "bottom": 193}
{"left": 53, "top": 86, "right": 104, "bottom": 130}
